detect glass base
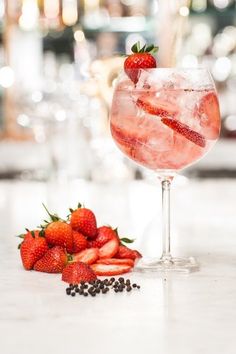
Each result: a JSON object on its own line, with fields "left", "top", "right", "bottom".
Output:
{"left": 135, "top": 256, "right": 199, "bottom": 273}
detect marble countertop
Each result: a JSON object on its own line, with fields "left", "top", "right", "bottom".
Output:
{"left": 1, "top": 178, "right": 236, "bottom": 354}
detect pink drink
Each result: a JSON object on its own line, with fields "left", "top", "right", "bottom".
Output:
{"left": 110, "top": 70, "right": 221, "bottom": 171}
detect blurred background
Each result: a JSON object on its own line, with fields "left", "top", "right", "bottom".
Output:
{"left": 0, "top": 0, "right": 236, "bottom": 183}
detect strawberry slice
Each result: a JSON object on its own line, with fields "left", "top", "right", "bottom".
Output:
{"left": 62, "top": 262, "right": 97, "bottom": 284}
{"left": 196, "top": 92, "right": 220, "bottom": 140}
{"left": 88, "top": 226, "right": 118, "bottom": 248}
{"left": 136, "top": 95, "right": 178, "bottom": 118}
{"left": 96, "top": 258, "right": 135, "bottom": 267}
{"left": 161, "top": 117, "right": 206, "bottom": 148}
{"left": 116, "top": 245, "right": 142, "bottom": 261}
{"left": 91, "top": 263, "right": 132, "bottom": 276}
{"left": 98, "top": 238, "right": 119, "bottom": 259}
{"left": 72, "top": 247, "right": 99, "bottom": 265}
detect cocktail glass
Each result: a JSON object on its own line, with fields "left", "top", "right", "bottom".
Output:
{"left": 110, "top": 68, "right": 221, "bottom": 272}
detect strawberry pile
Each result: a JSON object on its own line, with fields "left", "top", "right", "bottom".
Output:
{"left": 18, "top": 203, "right": 142, "bottom": 284}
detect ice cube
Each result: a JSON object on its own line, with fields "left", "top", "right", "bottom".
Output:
{"left": 135, "top": 69, "right": 151, "bottom": 90}
{"left": 148, "top": 118, "right": 174, "bottom": 152}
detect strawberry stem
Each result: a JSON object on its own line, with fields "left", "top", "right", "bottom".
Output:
{"left": 67, "top": 253, "right": 74, "bottom": 263}
{"left": 42, "top": 203, "right": 59, "bottom": 222}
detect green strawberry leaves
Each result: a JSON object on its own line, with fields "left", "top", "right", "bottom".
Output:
{"left": 120, "top": 237, "right": 135, "bottom": 245}
{"left": 131, "top": 41, "right": 159, "bottom": 55}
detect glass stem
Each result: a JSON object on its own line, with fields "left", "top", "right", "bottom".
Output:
{"left": 161, "top": 178, "right": 172, "bottom": 262}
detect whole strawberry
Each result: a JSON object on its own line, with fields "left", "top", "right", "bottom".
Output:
{"left": 124, "top": 42, "right": 158, "bottom": 84}
{"left": 62, "top": 262, "right": 97, "bottom": 284}
{"left": 88, "top": 226, "right": 118, "bottom": 248}
{"left": 18, "top": 229, "right": 40, "bottom": 243}
{"left": 34, "top": 246, "right": 68, "bottom": 273}
{"left": 20, "top": 231, "right": 49, "bottom": 270}
{"left": 72, "top": 231, "right": 88, "bottom": 253}
{"left": 45, "top": 221, "right": 73, "bottom": 253}
{"left": 41, "top": 204, "right": 73, "bottom": 253}
{"left": 70, "top": 203, "right": 97, "bottom": 239}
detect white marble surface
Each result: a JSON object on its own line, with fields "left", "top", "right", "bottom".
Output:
{"left": 1, "top": 178, "right": 236, "bottom": 354}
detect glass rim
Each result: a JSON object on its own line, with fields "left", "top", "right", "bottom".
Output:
{"left": 116, "top": 67, "right": 215, "bottom": 88}
{"left": 119, "top": 67, "right": 211, "bottom": 73}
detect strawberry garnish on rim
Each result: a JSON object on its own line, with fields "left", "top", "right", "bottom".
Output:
{"left": 124, "top": 41, "right": 158, "bottom": 84}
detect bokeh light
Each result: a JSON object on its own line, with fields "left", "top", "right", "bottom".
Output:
{"left": 0, "top": 66, "right": 15, "bottom": 88}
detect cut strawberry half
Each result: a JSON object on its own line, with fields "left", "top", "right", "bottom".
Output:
{"left": 91, "top": 263, "right": 132, "bottom": 276}
{"left": 98, "top": 238, "right": 119, "bottom": 259}
{"left": 62, "top": 262, "right": 97, "bottom": 284}
{"left": 96, "top": 258, "right": 135, "bottom": 267}
{"left": 136, "top": 95, "right": 178, "bottom": 118}
{"left": 72, "top": 247, "right": 99, "bottom": 265}
{"left": 196, "top": 92, "right": 220, "bottom": 140}
{"left": 161, "top": 117, "right": 206, "bottom": 148}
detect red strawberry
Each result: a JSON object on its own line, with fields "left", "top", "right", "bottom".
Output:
{"left": 98, "top": 238, "right": 119, "bottom": 259}
{"left": 91, "top": 263, "right": 132, "bottom": 276}
{"left": 62, "top": 262, "right": 97, "bottom": 284}
{"left": 136, "top": 94, "right": 178, "bottom": 118}
{"left": 45, "top": 221, "right": 73, "bottom": 253}
{"left": 161, "top": 117, "right": 206, "bottom": 148}
{"left": 116, "top": 245, "right": 142, "bottom": 261}
{"left": 41, "top": 204, "right": 74, "bottom": 253}
{"left": 72, "top": 248, "right": 99, "bottom": 265}
{"left": 34, "top": 246, "right": 67, "bottom": 273}
{"left": 196, "top": 91, "right": 221, "bottom": 140}
{"left": 72, "top": 231, "right": 88, "bottom": 253}
{"left": 96, "top": 258, "right": 134, "bottom": 267}
{"left": 70, "top": 204, "right": 97, "bottom": 239}
{"left": 124, "top": 42, "right": 158, "bottom": 84}
{"left": 23, "top": 229, "right": 40, "bottom": 242}
{"left": 132, "top": 250, "right": 142, "bottom": 259}
{"left": 20, "top": 234, "right": 49, "bottom": 270}
{"left": 88, "top": 226, "right": 118, "bottom": 248}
